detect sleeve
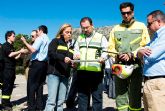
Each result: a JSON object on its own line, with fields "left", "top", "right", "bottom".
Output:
{"left": 48, "top": 39, "right": 65, "bottom": 61}
{"left": 32, "top": 37, "right": 43, "bottom": 51}
{"left": 73, "top": 38, "right": 80, "bottom": 57}
{"left": 101, "top": 36, "right": 108, "bottom": 59}
{"left": 3, "top": 44, "right": 14, "bottom": 57}
{"left": 132, "top": 24, "right": 150, "bottom": 58}
{"left": 144, "top": 34, "right": 165, "bottom": 64}
{"left": 108, "top": 28, "right": 118, "bottom": 58}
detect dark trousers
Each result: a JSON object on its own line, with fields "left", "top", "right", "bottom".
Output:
{"left": 0, "top": 62, "right": 4, "bottom": 87}
{"left": 77, "top": 70, "right": 103, "bottom": 111}
{"left": 2, "top": 68, "right": 15, "bottom": 107}
{"left": 27, "top": 61, "right": 47, "bottom": 111}
{"left": 66, "top": 69, "right": 91, "bottom": 109}
{"left": 103, "top": 68, "right": 116, "bottom": 99}
{"left": 66, "top": 69, "right": 78, "bottom": 108}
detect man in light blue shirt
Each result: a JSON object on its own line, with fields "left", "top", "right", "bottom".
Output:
{"left": 21, "top": 25, "right": 50, "bottom": 111}
{"left": 31, "top": 30, "right": 49, "bottom": 61}
{"left": 137, "top": 10, "right": 165, "bottom": 111}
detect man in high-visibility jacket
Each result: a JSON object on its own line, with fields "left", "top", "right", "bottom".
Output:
{"left": 108, "top": 2, "right": 150, "bottom": 111}
{"left": 74, "top": 17, "right": 108, "bottom": 111}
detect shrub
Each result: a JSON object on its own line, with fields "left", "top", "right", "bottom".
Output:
{"left": 16, "top": 66, "right": 24, "bottom": 75}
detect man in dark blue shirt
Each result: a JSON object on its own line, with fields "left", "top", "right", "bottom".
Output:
{"left": 1, "top": 31, "right": 24, "bottom": 111}
{"left": 0, "top": 43, "right": 4, "bottom": 89}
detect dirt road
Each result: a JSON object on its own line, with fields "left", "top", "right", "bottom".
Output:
{"left": 8, "top": 75, "right": 116, "bottom": 111}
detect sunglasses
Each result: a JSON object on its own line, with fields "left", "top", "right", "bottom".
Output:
{"left": 147, "top": 20, "right": 156, "bottom": 27}
{"left": 121, "top": 11, "right": 132, "bottom": 15}
{"left": 31, "top": 35, "right": 35, "bottom": 38}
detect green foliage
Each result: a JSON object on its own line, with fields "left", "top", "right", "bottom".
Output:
{"left": 16, "top": 66, "right": 24, "bottom": 75}
{"left": 13, "top": 34, "right": 31, "bottom": 51}
{"left": 13, "top": 33, "right": 31, "bottom": 74}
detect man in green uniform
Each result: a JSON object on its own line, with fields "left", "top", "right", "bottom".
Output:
{"left": 108, "top": 2, "right": 150, "bottom": 111}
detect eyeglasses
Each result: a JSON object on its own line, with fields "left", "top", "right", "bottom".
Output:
{"left": 147, "top": 20, "right": 156, "bottom": 27}
{"left": 121, "top": 11, "right": 132, "bottom": 15}
{"left": 81, "top": 26, "right": 91, "bottom": 30}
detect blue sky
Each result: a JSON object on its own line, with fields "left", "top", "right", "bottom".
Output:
{"left": 0, "top": 0, "right": 164, "bottom": 43}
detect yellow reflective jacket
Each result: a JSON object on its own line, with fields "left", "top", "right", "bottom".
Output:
{"left": 77, "top": 32, "right": 103, "bottom": 72}
{"left": 108, "top": 21, "right": 150, "bottom": 58}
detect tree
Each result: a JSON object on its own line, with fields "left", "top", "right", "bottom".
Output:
{"left": 14, "top": 34, "right": 31, "bottom": 74}
{"left": 13, "top": 34, "right": 31, "bottom": 51}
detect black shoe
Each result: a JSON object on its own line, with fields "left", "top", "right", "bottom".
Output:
{"left": 20, "top": 107, "right": 28, "bottom": 111}
{"left": 0, "top": 83, "right": 3, "bottom": 89}
{"left": 2, "top": 106, "right": 13, "bottom": 111}
{"left": 65, "top": 107, "right": 77, "bottom": 111}
{"left": 87, "top": 106, "right": 92, "bottom": 110}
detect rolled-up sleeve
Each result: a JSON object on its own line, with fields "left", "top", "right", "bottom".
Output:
{"left": 144, "top": 37, "right": 165, "bottom": 64}
{"left": 32, "top": 37, "right": 42, "bottom": 51}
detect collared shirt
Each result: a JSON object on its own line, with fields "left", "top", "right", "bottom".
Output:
{"left": 74, "top": 30, "right": 108, "bottom": 59}
{"left": 143, "top": 26, "right": 165, "bottom": 77}
{"left": 31, "top": 33, "right": 50, "bottom": 61}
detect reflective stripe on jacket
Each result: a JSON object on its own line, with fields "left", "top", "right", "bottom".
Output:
{"left": 77, "top": 32, "right": 103, "bottom": 72}
{"left": 109, "top": 21, "right": 150, "bottom": 58}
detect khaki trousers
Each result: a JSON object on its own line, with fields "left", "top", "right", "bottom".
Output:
{"left": 143, "top": 78, "right": 165, "bottom": 111}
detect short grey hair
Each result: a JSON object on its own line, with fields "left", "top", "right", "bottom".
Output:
{"left": 147, "top": 10, "right": 165, "bottom": 23}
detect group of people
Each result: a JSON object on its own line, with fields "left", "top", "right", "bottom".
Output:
{"left": 0, "top": 2, "right": 164, "bottom": 111}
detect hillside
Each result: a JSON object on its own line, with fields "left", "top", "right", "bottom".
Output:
{"left": 72, "top": 26, "right": 113, "bottom": 40}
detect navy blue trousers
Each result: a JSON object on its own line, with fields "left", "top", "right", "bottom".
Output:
{"left": 77, "top": 70, "right": 103, "bottom": 111}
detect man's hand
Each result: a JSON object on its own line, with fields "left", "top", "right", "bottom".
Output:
{"left": 71, "top": 61, "right": 78, "bottom": 68}
{"left": 15, "top": 53, "right": 21, "bottom": 59}
{"left": 73, "top": 54, "right": 80, "bottom": 60}
{"left": 118, "top": 53, "right": 130, "bottom": 61}
{"left": 21, "top": 36, "right": 27, "bottom": 44}
{"left": 20, "top": 48, "right": 29, "bottom": 54}
{"left": 99, "top": 57, "right": 105, "bottom": 64}
{"left": 137, "top": 47, "right": 152, "bottom": 58}
{"left": 64, "top": 57, "right": 71, "bottom": 64}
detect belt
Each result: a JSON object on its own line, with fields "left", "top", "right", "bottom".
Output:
{"left": 32, "top": 60, "right": 47, "bottom": 63}
{"left": 144, "top": 76, "right": 165, "bottom": 80}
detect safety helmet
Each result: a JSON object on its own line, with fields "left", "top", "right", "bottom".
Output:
{"left": 112, "top": 64, "right": 134, "bottom": 79}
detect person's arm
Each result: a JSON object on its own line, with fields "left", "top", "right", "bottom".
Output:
{"left": 144, "top": 36, "right": 165, "bottom": 64}
{"left": 137, "top": 47, "right": 152, "bottom": 64}
{"left": 15, "top": 53, "right": 21, "bottom": 59}
{"left": 73, "top": 40, "right": 80, "bottom": 59}
{"left": 108, "top": 28, "right": 118, "bottom": 63}
{"left": 21, "top": 49, "right": 30, "bottom": 54}
{"left": 8, "top": 48, "right": 25, "bottom": 58}
{"left": 48, "top": 39, "right": 66, "bottom": 61}
{"left": 137, "top": 47, "right": 151, "bottom": 58}
{"left": 15, "top": 48, "right": 30, "bottom": 59}
{"left": 108, "top": 28, "right": 118, "bottom": 58}
{"left": 100, "top": 36, "right": 108, "bottom": 63}
{"left": 132, "top": 24, "right": 150, "bottom": 58}
{"left": 120, "top": 24, "right": 151, "bottom": 61}
{"left": 21, "top": 36, "right": 36, "bottom": 53}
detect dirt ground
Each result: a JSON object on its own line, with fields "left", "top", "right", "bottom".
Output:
{"left": 1, "top": 75, "right": 116, "bottom": 111}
